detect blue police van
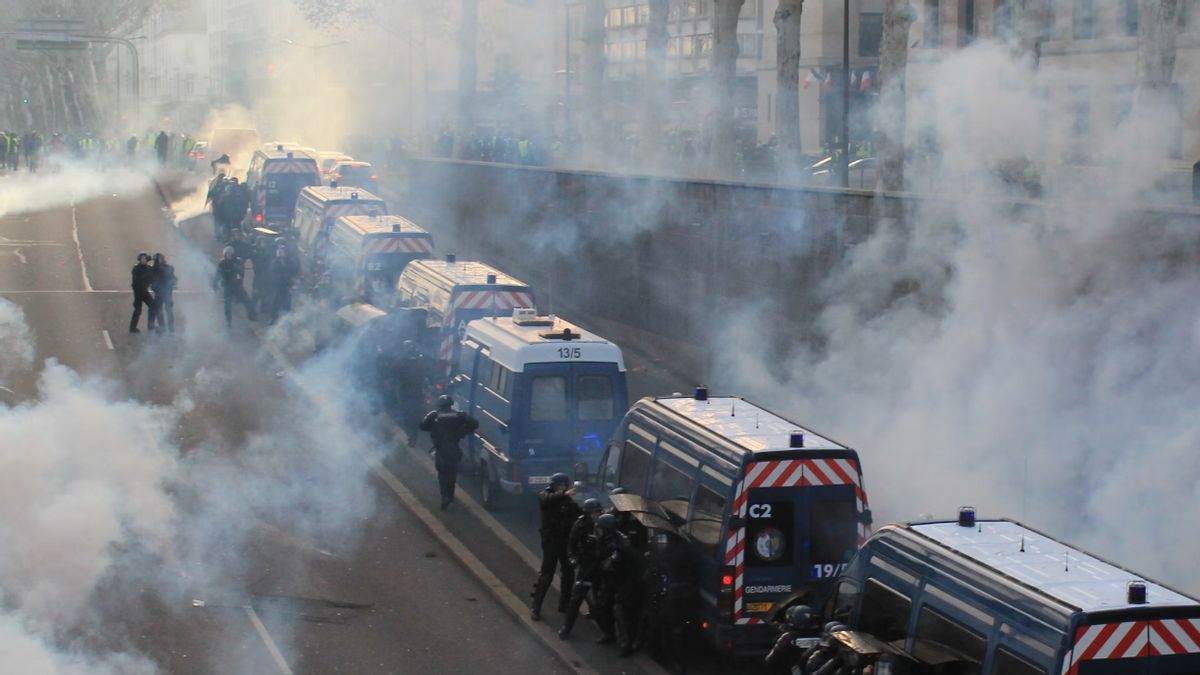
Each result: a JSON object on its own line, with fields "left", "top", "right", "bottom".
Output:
{"left": 451, "top": 309, "right": 628, "bottom": 508}
{"left": 593, "top": 389, "right": 872, "bottom": 654}
{"left": 829, "top": 513, "right": 1200, "bottom": 675}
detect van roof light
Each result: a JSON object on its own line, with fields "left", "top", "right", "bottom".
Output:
{"left": 789, "top": 432, "right": 804, "bottom": 449}
{"left": 330, "top": 180, "right": 338, "bottom": 189}
{"left": 446, "top": 253, "right": 456, "bottom": 263}
{"left": 958, "top": 506, "right": 976, "bottom": 528}
{"left": 350, "top": 192, "right": 359, "bottom": 199}
{"left": 286, "top": 151, "right": 294, "bottom": 158}
{"left": 486, "top": 273, "right": 496, "bottom": 284}
{"left": 1128, "top": 580, "right": 1148, "bottom": 604}
{"left": 392, "top": 222, "right": 400, "bottom": 232}
{"left": 276, "top": 144, "right": 283, "bottom": 150}
{"left": 694, "top": 385, "right": 708, "bottom": 401}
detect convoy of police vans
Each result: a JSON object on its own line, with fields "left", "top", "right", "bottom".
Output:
{"left": 219, "top": 140, "right": 1199, "bottom": 672}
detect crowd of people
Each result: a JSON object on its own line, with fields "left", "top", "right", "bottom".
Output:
{"left": 1, "top": 128, "right": 203, "bottom": 173}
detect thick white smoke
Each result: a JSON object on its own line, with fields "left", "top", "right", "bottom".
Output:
{"left": 0, "top": 165, "right": 154, "bottom": 220}
{"left": 719, "top": 41, "right": 1200, "bottom": 590}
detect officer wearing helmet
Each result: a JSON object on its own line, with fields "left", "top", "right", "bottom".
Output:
{"left": 530, "top": 473, "right": 582, "bottom": 621}
{"left": 560, "top": 499, "right": 605, "bottom": 639}
{"left": 129, "top": 252, "right": 155, "bottom": 333}
{"left": 212, "top": 245, "right": 257, "bottom": 328}
{"left": 591, "top": 512, "right": 638, "bottom": 656}
{"left": 419, "top": 395, "right": 479, "bottom": 510}
{"left": 765, "top": 604, "right": 819, "bottom": 670}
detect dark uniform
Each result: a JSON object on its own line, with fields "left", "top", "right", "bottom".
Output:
{"left": 129, "top": 255, "right": 155, "bottom": 333}
{"left": 267, "top": 249, "right": 296, "bottom": 322}
{"left": 530, "top": 477, "right": 583, "bottom": 620}
{"left": 559, "top": 513, "right": 601, "bottom": 639}
{"left": 419, "top": 399, "right": 479, "bottom": 509}
{"left": 640, "top": 537, "right": 701, "bottom": 673}
{"left": 149, "top": 255, "right": 177, "bottom": 333}
{"left": 593, "top": 525, "right": 640, "bottom": 655}
{"left": 213, "top": 249, "right": 256, "bottom": 327}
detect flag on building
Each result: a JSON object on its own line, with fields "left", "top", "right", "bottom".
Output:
{"left": 803, "top": 69, "right": 819, "bottom": 89}
{"left": 850, "top": 71, "right": 859, "bottom": 88}
{"left": 860, "top": 69, "right": 873, "bottom": 92}
{"left": 822, "top": 71, "right": 833, "bottom": 93}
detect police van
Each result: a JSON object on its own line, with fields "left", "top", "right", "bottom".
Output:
{"left": 593, "top": 389, "right": 872, "bottom": 653}
{"left": 292, "top": 185, "right": 388, "bottom": 285}
{"left": 393, "top": 258, "right": 535, "bottom": 379}
{"left": 452, "top": 309, "right": 628, "bottom": 507}
{"left": 828, "top": 513, "right": 1200, "bottom": 675}
{"left": 245, "top": 146, "right": 321, "bottom": 229}
{"left": 324, "top": 215, "right": 433, "bottom": 305}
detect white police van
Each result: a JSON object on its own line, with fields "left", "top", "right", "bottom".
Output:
{"left": 393, "top": 257, "right": 535, "bottom": 381}
{"left": 325, "top": 214, "right": 433, "bottom": 305}
{"left": 292, "top": 185, "right": 388, "bottom": 287}
{"left": 829, "top": 512, "right": 1200, "bottom": 675}
{"left": 452, "top": 309, "right": 628, "bottom": 507}
{"left": 594, "top": 388, "right": 873, "bottom": 654}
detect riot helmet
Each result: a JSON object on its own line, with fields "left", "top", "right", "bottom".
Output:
{"left": 786, "top": 605, "right": 816, "bottom": 630}
{"left": 436, "top": 395, "right": 454, "bottom": 411}
{"left": 582, "top": 498, "right": 603, "bottom": 515}
{"left": 222, "top": 246, "right": 235, "bottom": 259}
{"left": 595, "top": 513, "right": 617, "bottom": 533}
{"left": 550, "top": 472, "right": 571, "bottom": 489}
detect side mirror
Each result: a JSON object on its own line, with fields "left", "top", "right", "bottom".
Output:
{"left": 728, "top": 515, "right": 747, "bottom": 530}
{"left": 859, "top": 509, "right": 873, "bottom": 526}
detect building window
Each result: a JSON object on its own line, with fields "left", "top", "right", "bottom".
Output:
{"left": 1042, "top": 0, "right": 1057, "bottom": 38}
{"left": 994, "top": 0, "right": 1013, "bottom": 38}
{"left": 925, "top": 0, "right": 942, "bottom": 47}
{"left": 1073, "top": 0, "right": 1095, "bottom": 38}
{"left": 1069, "top": 85, "right": 1091, "bottom": 164}
{"left": 960, "top": 0, "right": 977, "bottom": 45}
{"left": 1123, "top": 0, "right": 1138, "bottom": 34}
{"left": 737, "top": 33, "right": 763, "bottom": 58}
{"left": 623, "top": 6, "right": 637, "bottom": 26}
{"left": 860, "top": 12, "right": 884, "bottom": 56}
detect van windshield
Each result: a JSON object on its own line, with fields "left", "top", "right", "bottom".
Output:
{"left": 810, "top": 498, "right": 858, "bottom": 566}
{"left": 577, "top": 375, "right": 614, "bottom": 420}
{"left": 265, "top": 171, "right": 319, "bottom": 215}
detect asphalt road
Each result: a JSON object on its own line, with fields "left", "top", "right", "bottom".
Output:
{"left": 0, "top": 163, "right": 772, "bottom": 675}
{"left": 0, "top": 166, "right": 576, "bottom": 675}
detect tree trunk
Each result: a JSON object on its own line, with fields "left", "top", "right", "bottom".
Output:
{"left": 711, "top": 0, "right": 747, "bottom": 176}
{"left": 774, "top": 0, "right": 804, "bottom": 178}
{"left": 455, "top": 0, "right": 479, "bottom": 155}
{"left": 642, "top": 0, "right": 670, "bottom": 171}
{"left": 581, "top": 0, "right": 608, "bottom": 166}
{"left": 877, "top": 0, "right": 916, "bottom": 192}
{"left": 1137, "top": 0, "right": 1178, "bottom": 97}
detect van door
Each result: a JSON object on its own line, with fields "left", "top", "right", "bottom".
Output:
{"left": 570, "top": 362, "right": 628, "bottom": 475}
{"left": 512, "top": 364, "right": 576, "bottom": 488}
{"left": 801, "top": 484, "right": 859, "bottom": 581}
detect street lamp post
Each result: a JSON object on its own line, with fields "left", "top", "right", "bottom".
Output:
{"left": 840, "top": 0, "right": 850, "bottom": 188}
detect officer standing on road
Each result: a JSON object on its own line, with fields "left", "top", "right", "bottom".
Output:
{"left": 559, "top": 499, "right": 605, "bottom": 639}
{"left": 530, "top": 473, "right": 582, "bottom": 621}
{"left": 212, "top": 246, "right": 257, "bottom": 328}
{"left": 149, "top": 252, "right": 177, "bottom": 334}
{"left": 592, "top": 512, "right": 639, "bottom": 656}
{"left": 154, "top": 130, "right": 169, "bottom": 165}
{"left": 267, "top": 244, "right": 295, "bottom": 323}
{"left": 765, "top": 604, "right": 819, "bottom": 672}
{"left": 419, "top": 395, "right": 479, "bottom": 510}
{"left": 129, "top": 252, "right": 155, "bottom": 333}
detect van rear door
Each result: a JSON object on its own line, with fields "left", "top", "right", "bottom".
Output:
{"left": 1068, "top": 617, "right": 1200, "bottom": 675}
{"left": 570, "top": 361, "right": 628, "bottom": 474}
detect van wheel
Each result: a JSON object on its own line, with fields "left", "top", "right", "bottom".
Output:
{"left": 481, "top": 465, "right": 501, "bottom": 510}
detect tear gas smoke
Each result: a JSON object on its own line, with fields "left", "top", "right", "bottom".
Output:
{"left": 0, "top": 165, "right": 153, "bottom": 220}
{"left": 717, "top": 41, "right": 1200, "bottom": 590}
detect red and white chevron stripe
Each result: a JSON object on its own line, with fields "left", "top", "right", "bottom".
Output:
{"left": 1066, "top": 619, "right": 1200, "bottom": 674}
{"left": 362, "top": 236, "right": 433, "bottom": 255}
{"left": 325, "top": 202, "right": 382, "bottom": 220}
{"left": 264, "top": 161, "right": 317, "bottom": 174}
{"left": 450, "top": 290, "right": 533, "bottom": 314}
{"left": 725, "top": 457, "right": 870, "bottom": 625}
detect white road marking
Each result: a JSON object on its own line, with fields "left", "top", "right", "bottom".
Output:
{"left": 102, "top": 329, "right": 114, "bottom": 351}
{"left": 243, "top": 605, "right": 294, "bottom": 675}
{"left": 2, "top": 248, "right": 25, "bottom": 263}
{"left": 69, "top": 204, "right": 94, "bottom": 292}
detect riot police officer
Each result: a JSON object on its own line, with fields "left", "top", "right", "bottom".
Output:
{"left": 212, "top": 246, "right": 257, "bottom": 328}
{"left": 531, "top": 473, "right": 582, "bottom": 621}
{"left": 419, "top": 395, "right": 479, "bottom": 510}
{"left": 592, "top": 513, "right": 639, "bottom": 656}
{"left": 765, "top": 605, "right": 819, "bottom": 672}
{"left": 129, "top": 252, "right": 155, "bottom": 333}
{"left": 559, "top": 499, "right": 604, "bottom": 639}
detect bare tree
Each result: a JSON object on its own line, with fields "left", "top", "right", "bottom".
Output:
{"left": 774, "top": 0, "right": 804, "bottom": 177}
{"left": 641, "top": 0, "right": 670, "bottom": 170}
{"left": 877, "top": 0, "right": 916, "bottom": 192}
{"left": 711, "top": 0, "right": 747, "bottom": 176}
{"left": 580, "top": 0, "right": 607, "bottom": 165}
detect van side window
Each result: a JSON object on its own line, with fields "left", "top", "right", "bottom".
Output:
{"left": 530, "top": 377, "right": 567, "bottom": 420}
{"left": 991, "top": 648, "right": 1043, "bottom": 675}
{"left": 619, "top": 440, "right": 652, "bottom": 494}
{"left": 577, "top": 375, "right": 614, "bottom": 420}
{"left": 599, "top": 444, "right": 622, "bottom": 490}
{"left": 488, "top": 364, "right": 509, "bottom": 395}
{"left": 688, "top": 485, "right": 726, "bottom": 553}
{"left": 649, "top": 454, "right": 694, "bottom": 521}
{"left": 914, "top": 606, "right": 985, "bottom": 674}
{"left": 859, "top": 579, "right": 911, "bottom": 642}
